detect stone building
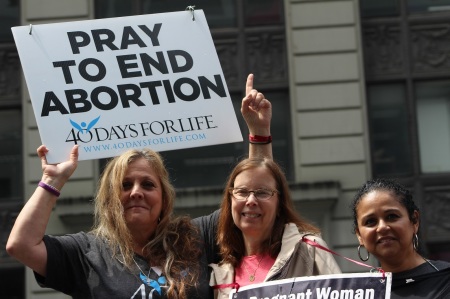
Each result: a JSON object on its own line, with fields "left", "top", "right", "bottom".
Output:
{"left": 1, "top": 0, "right": 449, "bottom": 298}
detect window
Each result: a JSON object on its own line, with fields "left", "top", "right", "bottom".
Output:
{"left": 95, "top": 0, "right": 238, "bottom": 27}
{"left": 96, "top": 0, "right": 284, "bottom": 27}
{"left": 408, "top": 0, "right": 450, "bottom": 13}
{"left": 416, "top": 81, "right": 450, "bottom": 173}
{"left": 0, "top": 1, "right": 21, "bottom": 202}
{"left": 142, "top": 0, "right": 237, "bottom": 28}
{"left": 0, "top": 110, "right": 22, "bottom": 200}
{"left": 0, "top": 0, "right": 19, "bottom": 42}
{"left": 360, "top": 0, "right": 399, "bottom": 18}
{"left": 95, "top": 0, "right": 132, "bottom": 18}
{"left": 244, "top": 0, "right": 284, "bottom": 26}
{"left": 367, "top": 84, "right": 413, "bottom": 176}
{"left": 96, "top": 0, "right": 290, "bottom": 188}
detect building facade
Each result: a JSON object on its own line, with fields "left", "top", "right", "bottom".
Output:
{"left": 0, "top": 0, "right": 449, "bottom": 298}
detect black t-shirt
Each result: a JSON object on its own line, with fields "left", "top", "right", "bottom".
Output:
{"left": 34, "top": 210, "right": 220, "bottom": 298}
{"left": 391, "top": 260, "right": 450, "bottom": 299}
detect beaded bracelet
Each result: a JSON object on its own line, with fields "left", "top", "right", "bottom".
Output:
{"left": 38, "top": 181, "right": 61, "bottom": 197}
{"left": 249, "top": 134, "right": 272, "bottom": 144}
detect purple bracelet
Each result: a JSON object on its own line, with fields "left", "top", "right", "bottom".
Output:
{"left": 38, "top": 181, "right": 61, "bottom": 197}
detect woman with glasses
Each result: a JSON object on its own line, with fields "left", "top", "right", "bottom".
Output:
{"left": 210, "top": 157, "right": 341, "bottom": 298}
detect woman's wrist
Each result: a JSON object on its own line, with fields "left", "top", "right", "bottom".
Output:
{"left": 248, "top": 129, "right": 270, "bottom": 136}
{"left": 249, "top": 134, "right": 272, "bottom": 144}
{"left": 40, "top": 177, "right": 66, "bottom": 193}
{"left": 38, "top": 181, "right": 61, "bottom": 197}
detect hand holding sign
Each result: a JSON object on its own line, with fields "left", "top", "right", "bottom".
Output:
{"left": 38, "top": 145, "right": 79, "bottom": 190}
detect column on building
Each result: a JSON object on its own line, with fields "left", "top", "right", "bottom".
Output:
{"left": 284, "top": 0, "right": 375, "bottom": 272}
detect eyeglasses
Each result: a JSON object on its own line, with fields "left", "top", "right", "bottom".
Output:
{"left": 229, "top": 188, "right": 278, "bottom": 201}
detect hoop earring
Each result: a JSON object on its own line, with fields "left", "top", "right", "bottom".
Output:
{"left": 358, "top": 245, "right": 370, "bottom": 261}
{"left": 413, "top": 233, "right": 419, "bottom": 251}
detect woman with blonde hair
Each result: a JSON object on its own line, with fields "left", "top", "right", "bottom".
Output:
{"left": 7, "top": 145, "right": 204, "bottom": 298}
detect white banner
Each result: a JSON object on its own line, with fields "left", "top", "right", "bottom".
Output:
{"left": 12, "top": 10, "right": 242, "bottom": 163}
{"left": 230, "top": 273, "right": 392, "bottom": 299}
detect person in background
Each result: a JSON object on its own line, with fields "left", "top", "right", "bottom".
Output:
{"left": 6, "top": 73, "right": 272, "bottom": 299}
{"left": 351, "top": 178, "right": 450, "bottom": 298}
{"left": 209, "top": 157, "right": 341, "bottom": 299}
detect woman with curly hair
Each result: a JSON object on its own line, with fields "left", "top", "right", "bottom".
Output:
{"left": 7, "top": 146, "right": 204, "bottom": 298}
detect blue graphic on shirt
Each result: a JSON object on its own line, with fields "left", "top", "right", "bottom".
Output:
{"left": 139, "top": 272, "right": 167, "bottom": 295}
{"left": 70, "top": 116, "right": 100, "bottom": 133}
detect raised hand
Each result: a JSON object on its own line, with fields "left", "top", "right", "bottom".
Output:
{"left": 241, "top": 74, "right": 272, "bottom": 136}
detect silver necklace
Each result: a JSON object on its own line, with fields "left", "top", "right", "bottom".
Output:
{"left": 133, "top": 258, "right": 152, "bottom": 285}
{"left": 133, "top": 258, "right": 167, "bottom": 294}
{"left": 423, "top": 257, "right": 439, "bottom": 271}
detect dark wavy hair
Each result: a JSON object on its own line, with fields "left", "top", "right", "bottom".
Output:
{"left": 217, "top": 157, "right": 320, "bottom": 267}
{"left": 351, "top": 178, "right": 419, "bottom": 234}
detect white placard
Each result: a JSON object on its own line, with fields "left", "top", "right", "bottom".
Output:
{"left": 12, "top": 10, "right": 242, "bottom": 163}
{"left": 229, "top": 272, "right": 392, "bottom": 299}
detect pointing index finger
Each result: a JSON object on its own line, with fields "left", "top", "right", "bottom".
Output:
{"left": 246, "top": 74, "right": 254, "bottom": 95}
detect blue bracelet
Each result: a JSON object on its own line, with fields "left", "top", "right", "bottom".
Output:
{"left": 38, "top": 181, "right": 61, "bottom": 197}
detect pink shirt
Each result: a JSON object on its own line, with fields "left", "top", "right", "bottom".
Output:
{"left": 235, "top": 254, "right": 275, "bottom": 287}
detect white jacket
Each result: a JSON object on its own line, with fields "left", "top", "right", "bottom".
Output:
{"left": 209, "top": 223, "right": 341, "bottom": 299}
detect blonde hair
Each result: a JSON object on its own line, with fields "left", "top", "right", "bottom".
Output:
{"left": 91, "top": 148, "right": 200, "bottom": 299}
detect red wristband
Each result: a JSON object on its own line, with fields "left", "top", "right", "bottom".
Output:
{"left": 249, "top": 134, "right": 272, "bottom": 144}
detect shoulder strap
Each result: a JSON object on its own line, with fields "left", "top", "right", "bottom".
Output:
{"left": 301, "top": 236, "right": 385, "bottom": 277}
{"left": 212, "top": 282, "right": 240, "bottom": 291}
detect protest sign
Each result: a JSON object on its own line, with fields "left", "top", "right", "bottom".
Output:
{"left": 230, "top": 273, "right": 392, "bottom": 299}
{"left": 12, "top": 9, "right": 242, "bottom": 163}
